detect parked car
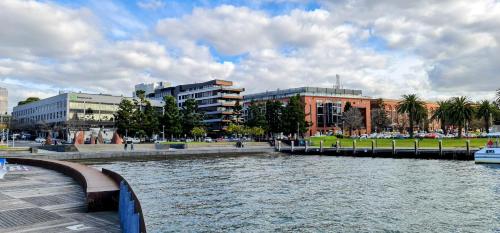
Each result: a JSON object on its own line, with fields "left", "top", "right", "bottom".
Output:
{"left": 124, "top": 137, "right": 140, "bottom": 143}
{"left": 35, "top": 137, "right": 46, "bottom": 143}
{"left": 204, "top": 137, "right": 213, "bottom": 143}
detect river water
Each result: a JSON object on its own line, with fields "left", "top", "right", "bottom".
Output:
{"left": 95, "top": 155, "right": 500, "bottom": 232}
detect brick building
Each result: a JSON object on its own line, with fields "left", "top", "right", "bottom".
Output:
{"left": 370, "top": 99, "right": 440, "bottom": 133}
{"left": 244, "top": 87, "right": 372, "bottom": 137}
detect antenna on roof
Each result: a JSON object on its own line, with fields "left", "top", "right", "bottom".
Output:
{"left": 334, "top": 74, "right": 341, "bottom": 89}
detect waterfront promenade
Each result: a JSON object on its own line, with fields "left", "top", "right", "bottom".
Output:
{"left": 0, "top": 164, "right": 120, "bottom": 232}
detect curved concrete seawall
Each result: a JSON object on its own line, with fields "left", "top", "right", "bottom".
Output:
{"left": 103, "top": 168, "right": 147, "bottom": 233}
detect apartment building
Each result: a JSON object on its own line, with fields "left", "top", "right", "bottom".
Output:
{"left": 146, "top": 79, "right": 245, "bottom": 132}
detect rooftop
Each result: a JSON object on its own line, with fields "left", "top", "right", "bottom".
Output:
{"left": 244, "top": 87, "right": 365, "bottom": 100}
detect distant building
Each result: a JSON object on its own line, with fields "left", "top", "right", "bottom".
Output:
{"left": 134, "top": 82, "right": 170, "bottom": 99}
{"left": 370, "top": 99, "right": 440, "bottom": 133}
{"left": 145, "top": 79, "right": 245, "bottom": 132}
{"left": 11, "top": 92, "right": 161, "bottom": 139}
{"left": 244, "top": 87, "right": 372, "bottom": 137}
{"left": 0, "top": 87, "right": 7, "bottom": 115}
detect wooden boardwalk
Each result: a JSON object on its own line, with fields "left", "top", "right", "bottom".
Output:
{"left": 0, "top": 165, "right": 120, "bottom": 233}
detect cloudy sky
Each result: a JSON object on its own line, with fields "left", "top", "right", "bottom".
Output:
{"left": 1, "top": 0, "right": 499, "bottom": 111}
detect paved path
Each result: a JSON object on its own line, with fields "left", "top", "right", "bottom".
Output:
{"left": 0, "top": 165, "right": 120, "bottom": 233}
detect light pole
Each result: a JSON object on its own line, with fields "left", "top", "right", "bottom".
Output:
{"left": 162, "top": 125, "right": 165, "bottom": 141}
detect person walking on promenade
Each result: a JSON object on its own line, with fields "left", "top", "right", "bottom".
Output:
{"left": 124, "top": 141, "right": 128, "bottom": 151}
{"left": 131, "top": 141, "right": 134, "bottom": 151}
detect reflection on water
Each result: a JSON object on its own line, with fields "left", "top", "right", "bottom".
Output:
{"left": 95, "top": 155, "right": 500, "bottom": 232}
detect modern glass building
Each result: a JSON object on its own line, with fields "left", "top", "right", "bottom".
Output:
{"left": 12, "top": 92, "right": 132, "bottom": 131}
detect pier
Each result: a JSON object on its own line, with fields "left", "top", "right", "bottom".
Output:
{"left": 277, "top": 145, "right": 476, "bottom": 160}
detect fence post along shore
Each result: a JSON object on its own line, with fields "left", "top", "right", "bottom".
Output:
{"left": 414, "top": 140, "right": 419, "bottom": 155}
{"left": 352, "top": 140, "right": 357, "bottom": 155}
{"left": 320, "top": 140, "right": 324, "bottom": 153}
{"left": 371, "top": 140, "right": 375, "bottom": 154}
{"left": 291, "top": 141, "right": 295, "bottom": 152}
{"left": 336, "top": 140, "right": 340, "bottom": 153}
{"left": 392, "top": 140, "right": 396, "bottom": 155}
{"left": 439, "top": 140, "right": 443, "bottom": 156}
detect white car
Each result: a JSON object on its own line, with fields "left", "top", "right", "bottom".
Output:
{"left": 35, "top": 137, "right": 46, "bottom": 143}
{"left": 204, "top": 137, "right": 213, "bottom": 143}
{"left": 124, "top": 137, "right": 140, "bottom": 143}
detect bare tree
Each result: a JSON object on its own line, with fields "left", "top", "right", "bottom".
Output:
{"left": 343, "top": 108, "right": 363, "bottom": 136}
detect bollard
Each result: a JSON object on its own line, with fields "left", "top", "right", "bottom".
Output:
{"left": 392, "top": 140, "right": 396, "bottom": 155}
{"left": 305, "top": 141, "right": 308, "bottom": 153}
{"left": 320, "top": 140, "right": 324, "bottom": 153}
{"left": 438, "top": 140, "right": 443, "bottom": 156}
{"left": 291, "top": 140, "right": 295, "bottom": 152}
{"left": 371, "top": 140, "right": 375, "bottom": 154}
{"left": 353, "top": 140, "right": 357, "bottom": 155}
{"left": 336, "top": 140, "right": 340, "bottom": 153}
{"left": 278, "top": 141, "right": 282, "bottom": 152}
{"left": 466, "top": 140, "right": 470, "bottom": 156}
{"left": 414, "top": 140, "right": 419, "bottom": 155}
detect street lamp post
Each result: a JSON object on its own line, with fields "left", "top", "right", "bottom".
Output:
{"left": 162, "top": 125, "right": 165, "bottom": 141}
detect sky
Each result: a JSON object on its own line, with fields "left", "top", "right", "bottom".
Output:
{"left": 1, "top": 0, "right": 499, "bottom": 111}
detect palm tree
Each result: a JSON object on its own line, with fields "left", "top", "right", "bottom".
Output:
{"left": 448, "top": 96, "right": 474, "bottom": 138}
{"left": 431, "top": 100, "right": 450, "bottom": 134}
{"left": 496, "top": 88, "right": 500, "bottom": 105}
{"left": 397, "top": 94, "right": 426, "bottom": 138}
{"left": 476, "top": 100, "right": 496, "bottom": 133}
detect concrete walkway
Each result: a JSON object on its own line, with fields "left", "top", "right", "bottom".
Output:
{"left": 2, "top": 146, "right": 276, "bottom": 161}
{"left": 0, "top": 165, "right": 120, "bottom": 232}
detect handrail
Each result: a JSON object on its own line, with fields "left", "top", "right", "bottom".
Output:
{"left": 102, "top": 168, "right": 147, "bottom": 233}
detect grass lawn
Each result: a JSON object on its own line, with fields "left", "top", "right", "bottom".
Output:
{"left": 161, "top": 141, "right": 234, "bottom": 145}
{"left": 0, "top": 145, "right": 7, "bottom": 149}
{"left": 309, "top": 136, "right": 492, "bottom": 149}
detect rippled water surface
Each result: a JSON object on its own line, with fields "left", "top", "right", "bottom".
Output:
{"left": 95, "top": 155, "right": 500, "bottom": 232}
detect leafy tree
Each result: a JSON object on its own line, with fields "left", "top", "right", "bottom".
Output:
{"left": 496, "top": 88, "right": 500, "bottom": 106}
{"left": 162, "top": 96, "right": 182, "bottom": 140}
{"left": 191, "top": 127, "right": 206, "bottom": 141}
{"left": 114, "top": 99, "right": 135, "bottom": 137}
{"left": 226, "top": 123, "right": 244, "bottom": 137}
{"left": 134, "top": 90, "right": 146, "bottom": 112}
{"left": 475, "top": 100, "right": 496, "bottom": 133}
{"left": 181, "top": 99, "right": 202, "bottom": 136}
{"left": 18, "top": 97, "right": 40, "bottom": 106}
{"left": 397, "top": 94, "right": 426, "bottom": 138}
{"left": 246, "top": 101, "right": 266, "bottom": 128}
{"left": 344, "top": 101, "right": 352, "bottom": 112}
{"left": 343, "top": 108, "right": 363, "bottom": 136}
{"left": 371, "top": 98, "right": 390, "bottom": 133}
{"left": 282, "top": 94, "right": 310, "bottom": 138}
{"left": 431, "top": 100, "right": 451, "bottom": 134}
{"left": 449, "top": 96, "right": 474, "bottom": 138}
{"left": 143, "top": 101, "right": 159, "bottom": 138}
{"left": 250, "top": 126, "right": 265, "bottom": 140}
{"left": 265, "top": 100, "right": 284, "bottom": 137}
{"left": 233, "top": 100, "right": 243, "bottom": 125}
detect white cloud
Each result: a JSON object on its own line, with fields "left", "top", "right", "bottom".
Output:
{"left": 137, "top": 0, "right": 166, "bottom": 10}
{"left": 1, "top": 0, "right": 499, "bottom": 112}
